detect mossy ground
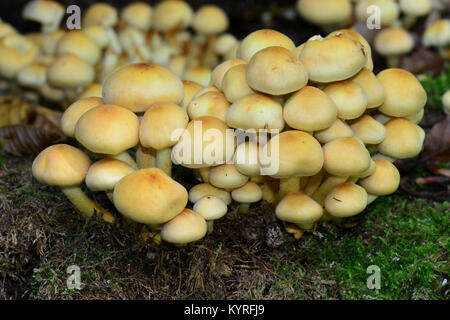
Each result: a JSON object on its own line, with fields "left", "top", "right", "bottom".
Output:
{"left": 0, "top": 150, "right": 448, "bottom": 300}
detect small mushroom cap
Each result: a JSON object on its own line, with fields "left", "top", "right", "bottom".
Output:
{"left": 189, "top": 183, "right": 232, "bottom": 205}
{"left": 350, "top": 67, "right": 386, "bottom": 109}
{"left": 237, "top": 29, "right": 296, "bottom": 62}
{"left": 423, "top": 19, "right": 450, "bottom": 47}
{"left": 193, "top": 195, "right": 227, "bottom": 220}
{"left": 79, "top": 83, "right": 103, "bottom": 99}
{"left": 140, "top": 103, "right": 189, "bottom": 150}
{"left": 193, "top": 5, "right": 229, "bottom": 35}
{"left": 184, "top": 66, "right": 212, "bottom": 87}
{"left": 314, "top": 119, "right": 354, "bottom": 144}
{"left": 300, "top": 33, "right": 367, "bottom": 83}
{"left": 209, "top": 164, "right": 249, "bottom": 189}
{"left": 377, "top": 68, "right": 427, "bottom": 117}
{"left": 231, "top": 181, "right": 263, "bottom": 203}
{"left": 0, "top": 22, "right": 17, "bottom": 38}
{"left": 323, "top": 137, "right": 371, "bottom": 176}
{"left": 32, "top": 144, "right": 91, "bottom": 187}
{"left": 377, "top": 118, "right": 425, "bottom": 159}
{"left": 359, "top": 159, "right": 400, "bottom": 195}
{"left": 283, "top": 86, "right": 338, "bottom": 131}
{"left": 75, "top": 104, "right": 139, "bottom": 155}
{"left": 41, "top": 29, "right": 65, "bottom": 55}
{"left": 181, "top": 80, "right": 203, "bottom": 111}
{"left": 324, "top": 80, "right": 368, "bottom": 120}
{"left": 103, "top": 63, "right": 184, "bottom": 113}
{"left": 114, "top": 168, "right": 188, "bottom": 225}
{"left": 187, "top": 91, "right": 230, "bottom": 121}
{"left": 214, "top": 34, "right": 238, "bottom": 56}
{"left": 167, "top": 55, "right": 187, "bottom": 78}
{"left": 264, "top": 130, "right": 323, "bottom": 178}
{"left": 226, "top": 94, "right": 285, "bottom": 131}
{"left": 405, "top": 108, "right": 425, "bottom": 124}
{"left": 83, "top": 3, "right": 118, "bottom": 28}
{"left": 153, "top": 0, "right": 193, "bottom": 31}
{"left": 355, "top": 0, "right": 399, "bottom": 27}
{"left": 276, "top": 192, "right": 323, "bottom": 224}
{"left": 161, "top": 209, "right": 207, "bottom": 245}
{"left": 246, "top": 46, "right": 308, "bottom": 95}
{"left": 210, "top": 59, "right": 246, "bottom": 89}
{"left": 297, "top": 0, "right": 352, "bottom": 25}
{"left": 121, "top": 2, "right": 153, "bottom": 31}
{"left": 399, "top": 0, "right": 431, "bottom": 17}
{"left": 350, "top": 115, "right": 386, "bottom": 145}
{"left": 324, "top": 183, "right": 368, "bottom": 218}
{"left": 0, "top": 34, "right": 38, "bottom": 79}
{"left": 443, "top": 90, "right": 450, "bottom": 114}
{"left": 172, "top": 116, "right": 235, "bottom": 168}
{"left": 17, "top": 61, "right": 47, "bottom": 89}
{"left": 85, "top": 159, "right": 135, "bottom": 191}
{"left": 47, "top": 53, "right": 95, "bottom": 89}
{"left": 222, "top": 64, "right": 255, "bottom": 103}
{"left": 83, "top": 25, "right": 109, "bottom": 49}
{"left": 233, "top": 141, "right": 260, "bottom": 177}
{"left": 61, "top": 97, "right": 104, "bottom": 137}
{"left": 374, "top": 27, "right": 414, "bottom": 57}
{"left": 56, "top": 31, "right": 101, "bottom": 66}
{"left": 22, "top": 0, "right": 64, "bottom": 25}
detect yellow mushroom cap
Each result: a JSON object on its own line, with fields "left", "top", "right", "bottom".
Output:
{"left": 399, "top": 0, "right": 431, "bottom": 17}
{"left": 17, "top": 61, "right": 47, "bottom": 89}
{"left": 214, "top": 34, "right": 238, "bottom": 56}
{"left": 184, "top": 66, "right": 212, "bottom": 87}
{"left": 181, "top": 80, "right": 203, "bottom": 111}
{"left": 324, "top": 80, "right": 368, "bottom": 120}
{"left": 75, "top": 104, "right": 139, "bottom": 155}
{"left": 172, "top": 116, "right": 235, "bottom": 169}
{"left": 350, "top": 67, "right": 386, "bottom": 109}
{"left": 121, "top": 2, "right": 153, "bottom": 31}
{"left": 377, "top": 118, "right": 425, "bottom": 159}
{"left": 350, "top": 115, "right": 386, "bottom": 145}
{"left": 359, "top": 159, "right": 400, "bottom": 195}
{"left": 79, "top": 83, "right": 103, "bottom": 99}
{"left": 139, "top": 103, "right": 189, "bottom": 150}
{"left": 324, "top": 183, "right": 368, "bottom": 218}
{"left": 56, "top": 30, "right": 101, "bottom": 66}
{"left": 296, "top": 0, "right": 352, "bottom": 25}
{"left": 246, "top": 46, "right": 308, "bottom": 95}
{"left": 103, "top": 63, "right": 184, "bottom": 113}
{"left": 188, "top": 183, "right": 232, "bottom": 205}
{"left": 284, "top": 86, "right": 338, "bottom": 131}
{"left": 210, "top": 58, "right": 246, "bottom": 89}
{"left": 355, "top": 0, "right": 400, "bottom": 27}
{"left": 192, "top": 5, "right": 229, "bottom": 35}
{"left": 222, "top": 64, "right": 255, "bottom": 103}
{"left": 161, "top": 208, "right": 207, "bottom": 244}
{"left": 85, "top": 159, "right": 135, "bottom": 191}
{"left": 275, "top": 192, "right": 323, "bottom": 224}
{"left": 423, "top": 19, "right": 450, "bottom": 47}
{"left": 264, "top": 130, "right": 324, "bottom": 178}
{"left": 114, "top": 168, "right": 188, "bottom": 225}
{"left": 323, "top": 137, "right": 371, "bottom": 176}
{"left": 193, "top": 195, "right": 227, "bottom": 221}
{"left": 187, "top": 91, "right": 230, "bottom": 121}
{"left": 314, "top": 119, "right": 354, "bottom": 144}
{"left": 32, "top": 144, "right": 91, "bottom": 187}
{"left": 0, "top": 34, "right": 38, "bottom": 79}
{"left": 300, "top": 34, "right": 367, "bottom": 83}
{"left": 83, "top": 3, "right": 118, "bottom": 28}
{"left": 374, "top": 27, "right": 414, "bottom": 57}
{"left": 443, "top": 90, "right": 450, "bottom": 114}
{"left": 226, "top": 94, "right": 285, "bottom": 131}
{"left": 209, "top": 164, "right": 249, "bottom": 189}
{"left": 233, "top": 141, "right": 260, "bottom": 177}
{"left": 237, "top": 29, "right": 296, "bottom": 62}
{"left": 231, "top": 181, "right": 263, "bottom": 203}
{"left": 41, "top": 29, "right": 65, "bottom": 55}
{"left": 61, "top": 97, "right": 104, "bottom": 137}
{"left": 0, "top": 22, "right": 17, "bottom": 39}
{"left": 22, "top": 0, "right": 65, "bottom": 28}
{"left": 377, "top": 68, "right": 427, "bottom": 117}
{"left": 153, "top": 0, "right": 193, "bottom": 31}
{"left": 83, "top": 25, "right": 109, "bottom": 49}
{"left": 47, "top": 53, "right": 95, "bottom": 89}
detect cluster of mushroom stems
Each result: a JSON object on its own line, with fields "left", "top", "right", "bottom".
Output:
{"left": 0, "top": 0, "right": 234, "bottom": 107}
{"left": 31, "top": 24, "right": 428, "bottom": 246}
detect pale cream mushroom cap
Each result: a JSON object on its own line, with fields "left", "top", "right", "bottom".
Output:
{"left": 374, "top": 27, "right": 414, "bottom": 58}
{"left": 423, "top": 19, "right": 450, "bottom": 47}
{"left": 359, "top": 159, "right": 400, "bottom": 195}
{"left": 275, "top": 192, "right": 323, "bottom": 224}
{"left": 22, "top": 0, "right": 65, "bottom": 32}
{"left": 296, "top": 0, "right": 352, "bottom": 26}
{"left": 214, "top": 34, "right": 238, "bottom": 56}
{"left": 324, "top": 80, "right": 368, "bottom": 120}
{"left": 187, "top": 91, "right": 230, "bottom": 121}
{"left": 0, "top": 22, "right": 17, "bottom": 39}
{"left": 79, "top": 83, "right": 103, "bottom": 99}
{"left": 350, "top": 115, "right": 386, "bottom": 145}
{"left": 192, "top": 5, "right": 229, "bottom": 35}
{"left": 231, "top": 181, "right": 263, "bottom": 204}
{"left": 161, "top": 209, "right": 207, "bottom": 244}
{"left": 0, "top": 34, "right": 38, "bottom": 79}
{"left": 121, "top": 2, "right": 153, "bottom": 31}
{"left": 350, "top": 67, "right": 386, "bottom": 109}
{"left": 222, "top": 64, "right": 255, "bottom": 103}
{"left": 153, "top": 0, "right": 193, "bottom": 31}
{"left": 85, "top": 158, "right": 135, "bottom": 191}
{"left": 184, "top": 66, "right": 212, "bottom": 87}
{"left": 355, "top": 0, "right": 400, "bottom": 27}
{"left": 17, "top": 61, "right": 47, "bottom": 89}
{"left": 189, "top": 183, "right": 232, "bottom": 205}
{"left": 233, "top": 141, "right": 261, "bottom": 177}
{"left": 442, "top": 90, "right": 450, "bottom": 115}
{"left": 399, "top": 0, "right": 431, "bottom": 17}
{"left": 193, "top": 195, "right": 227, "bottom": 220}
{"left": 181, "top": 80, "right": 203, "bottom": 111}
{"left": 56, "top": 30, "right": 101, "bottom": 66}
{"left": 324, "top": 183, "right": 368, "bottom": 218}
{"left": 314, "top": 119, "right": 354, "bottom": 144}
{"left": 210, "top": 59, "right": 246, "bottom": 89}
{"left": 83, "top": 3, "right": 118, "bottom": 28}
{"left": 61, "top": 97, "right": 104, "bottom": 137}
{"left": 47, "top": 53, "right": 95, "bottom": 89}
{"left": 209, "top": 164, "right": 249, "bottom": 189}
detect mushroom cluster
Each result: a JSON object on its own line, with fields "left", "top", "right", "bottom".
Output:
{"left": 0, "top": 0, "right": 233, "bottom": 107}
{"left": 32, "top": 26, "right": 427, "bottom": 246}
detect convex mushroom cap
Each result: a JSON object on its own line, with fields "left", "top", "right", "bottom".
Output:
{"left": 209, "top": 164, "right": 249, "bottom": 189}
{"left": 324, "top": 80, "right": 368, "bottom": 120}
{"left": 22, "top": 0, "right": 65, "bottom": 33}
{"left": 355, "top": 0, "right": 399, "bottom": 27}
{"left": 189, "top": 182, "right": 232, "bottom": 205}
{"left": 85, "top": 158, "right": 135, "bottom": 191}
{"left": 350, "top": 115, "right": 386, "bottom": 145}
{"left": 61, "top": 97, "right": 104, "bottom": 137}
{"left": 161, "top": 209, "right": 207, "bottom": 245}
{"left": 275, "top": 192, "right": 323, "bottom": 225}
{"left": 153, "top": 0, "right": 193, "bottom": 32}
{"left": 296, "top": 0, "right": 352, "bottom": 26}
{"left": 324, "top": 183, "right": 368, "bottom": 218}
{"left": 193, "top": 196, "right": 227, "bottom": 221}
{"left": 187, "top": 91, "right": 230, "bottom": 121}
{"left": 47, "top": 53, "right": 95, "bottom": 89}
{"left": 114, "top": 168, "right": 188, "bottom": 224}
{"left": 359, "top": 159, "right": 400, "bottom": 195}
{"left": 0, "top": 34, "right": 38, "bottom": 79}
{"left": 121, "top": 2, "right": 153, "bottom": 31}
{"left": 83, "top": 3, "right": 118, "bottom": 28}
{"left": 374, "top": 27, "right": 414, "bottom": 58}
{"left": 192, "top": 5, "right": 229, "bottom": 35}
{"left": 56, "top": 31, "right": 101, "bottom": 66}
{"left": 231, "top": 181, "right": 263, "bottom": 204}
{"left": 350, "top": 67, "right": 386, "bottom": 109}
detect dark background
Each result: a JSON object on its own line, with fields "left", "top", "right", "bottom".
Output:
{"left": 0, "top": 0, "right": 322, "bottom": 45}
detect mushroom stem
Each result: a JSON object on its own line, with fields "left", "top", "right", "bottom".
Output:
{"left": 279, "top": 176, "right": 300, "bottom": 200}
{"left": 136, "top": 145, "right": 156, "bottom": 169}
{"left": 367, "top": 194, "right": 378, "bottom": 205}
{"left": 60, "top": 186, "right": 115, "bottom": 223}
{"left": 387, "top": 56, "right": 401, "bottom": 68}
{"left": 206, "top": 220, "right": 214, "bottom": 234}
{"left": 304, "top": 170, "right": 326, "bottom": 196}
{"left": 199, "top": 167, "right": 210, "bottom": 182}
{"left": 105, "top": 190, "right": 114, "bottom": 203}
{"left": 261, "top": 181, "right": 276, "bottom": 204}
{"left": 311, "top": 175, "right": 348, "bottom": 205}
{"left": 107, "top": 151, "right": 138, "bottom": 170}
{"left": 156, "top": 147, "right": 172, "bottom": 177}
{"left": 296, "top": 221, "right": 315, "bottom": 231}
{"left": 238, "top": 203, "right": 250, "bottom": 214}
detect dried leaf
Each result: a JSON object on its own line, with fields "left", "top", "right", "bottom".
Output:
{"left": 416, "top": 176, "right": 450, "bottom": 185}
{"left": 422, "top": 115, "right": 450, "bottom": 164}
{"left": 426, "top": 165, "right": 450, "bottom": 178}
